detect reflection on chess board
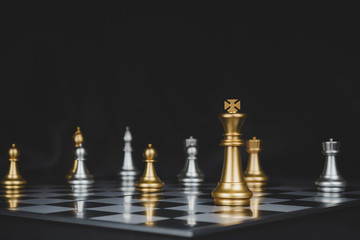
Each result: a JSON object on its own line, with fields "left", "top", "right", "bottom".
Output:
{"left": 1, "top": 182, "right": 359, "bottom": 238}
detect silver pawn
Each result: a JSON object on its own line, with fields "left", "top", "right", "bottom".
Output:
{"left": 315, "top": 138, "right": 347, "bottom": 192}
{"left": 68, "top": 143, "right": 94, "bottom": 186}
{"left": 118, "top": 126, "right": 138, "bottom": 181}
{"left": 178, "top": 136, "right": 204, "bottom": 187}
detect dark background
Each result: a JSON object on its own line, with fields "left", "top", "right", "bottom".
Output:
{"left": 0, "top": 1, "right": 359, "bottom": 184}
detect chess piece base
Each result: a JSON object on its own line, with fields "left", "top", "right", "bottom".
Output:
{"left": 119, "top": 169, "right": 138, "bottom": 181}
{"left": 178, "top": 177, "right": 203, "bottom": 187}
{"left": 315, "top": 179, "right": 347, "bottom": 192}
{"left": 135, "top": 181, "right": 164, "bottom": 193}
{"left": 212, "top": 182, "right": 253, "bottom": 206}
{"left": 1, "top": 179, "right": 26, "bottom": 189}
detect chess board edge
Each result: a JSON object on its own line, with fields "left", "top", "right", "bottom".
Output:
{"left": 1, "top": 199, "right": 360, "bottom": 238}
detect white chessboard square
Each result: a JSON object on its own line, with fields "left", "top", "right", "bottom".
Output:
{"left": 91, "top": 213, "right": 168, "bottom": 224}
{"left": 159, "top": 197, "right": 213, "bottom": 204}
{"left": 298, "top": 197, "right": 357, "bottom": 204}
{"left": 87, "top": 197, "right": 140, "bottom": 205}
{"left": 20, "top": 198, "right": 73, "bottom": 205}
{"left": 175, "top": 213, "right": 252, "bottom": 224}
{"left": 16, "top": 205, "right": 73, "bottom": 214}
{"left": 166, "top": 204, "right": 231, "bottom": 213}
{"left": 245, "top": 204, "right": 311, "bottom": 212}
{"left": 88, "top": 204, "right": 148, "bottom": 213}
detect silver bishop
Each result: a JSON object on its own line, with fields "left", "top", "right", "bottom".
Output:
{"left": 119, "top": 126, "right": 138, "bottom": 181}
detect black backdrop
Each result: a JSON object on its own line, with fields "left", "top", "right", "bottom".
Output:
{"left": 0, "top": 2, "right": 359, "bottom": 184}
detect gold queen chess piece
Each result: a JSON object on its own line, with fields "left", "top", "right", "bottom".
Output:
{"left": 211, "top": 99, "right": 253, "bottom": 205}
{"left": 244, "top": 137, "right": 268, "bottom": 191}
{"left": 66, "top": 127, "right": 94, "bottom": 186}
{"left": 135, "top": 144, "right": 164, "bottom": 193}
{"left": 1, "top": 144, "right": 27, "bottom": 189}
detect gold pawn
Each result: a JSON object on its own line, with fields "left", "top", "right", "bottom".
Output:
{"left": 211, "top": 99, "right": 253, "bottom": 206}
{"left": 1, "top": 144, "right": 27, "bottom": 189}
{"left": 135, "top": 144, "right": 164, "bottom": 193}
{"left": 244, "top": 137, "right": 268, "bottom": 191}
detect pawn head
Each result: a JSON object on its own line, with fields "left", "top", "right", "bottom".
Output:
{"left": 9, "top": 144, "right": 19, "bottom": 161}
{"left": 143, "top": 144, "right": 157, "bottom": 161}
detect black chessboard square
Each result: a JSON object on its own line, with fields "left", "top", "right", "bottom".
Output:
{"left": 0, "top": 202, "right": 34, "bottom": 209}
{"left": 274, "top": 200, "right": 327, "bottom": 207}
{"left": 133, "top": 209, "right": 190, "bottom": 218}
{"left": 265, "top": 194, "right": 309, "bottom": 200}
{"left": 46, "top": 195, "right": 110, "bottom": 200}
{"left": 47, "top": 210, "right": 116, "bottom": 219}
{"left": 131, "top": 201, "right": 185, "bottom": 208}
{"left": 48, "top": 201, "right": 115, "bottom": 208}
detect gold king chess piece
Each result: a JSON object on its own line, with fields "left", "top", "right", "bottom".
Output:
{"left": 211, "top": 99, "right": 253, "bottom": 205}
{"left": 66, "top": 127, "right": 94, "bottom": 185}
{"left": 135, "top": 144, "right": 164, "bottom": 193}
{"left": 1, "top": 144, "right": 27, "bottom": 189}
{"left": 244, "top": 137, "right": 268, "bottom": 191}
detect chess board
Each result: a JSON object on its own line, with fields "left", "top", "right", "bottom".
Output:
{"left": 1, "top": 181, "right": 360, "bottom": 238}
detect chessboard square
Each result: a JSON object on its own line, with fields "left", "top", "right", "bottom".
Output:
{"left": 175, "top": 213, "right": 252, "bottom": 224}
{"left": 298, "top": 197, "right": 357, "bottom": 204}
{"left": 49, "top": 201, "right": 114, "bottom": 208}
{"left": 88, "top": 204, "right": 147, "bottom": 213}
{"left": 91, "top": 213, "right": 168, "bottom": 224}
{"left": 166, "top": 204, "right": 228, "bottom": 213}
{"left": 134, "top": 209, "right": 190, "bottom": 218}
{"left": 252, "top": 192, "right": 271, "bottom": 197}
{"left": 248, "top": 204, "right": 311, "bottom": 212}
{"left": 92, "top": 192, "right": 125, "bottom": 197}
{"left": 20, "top": 198, "right": 73, "bottom": 205}
{"left": 132, "top": 201, "right": 184, "bottom": 208}
{"left": 345, "top": 190, "right": 360, "bottom": 195}
{"left": 266, "top": 186, "right": 308, "bottom": 191}
{"left": 276, "top": 200, "right": 327, "bottom": 207}
{"left": 159, "top": 197, "right": 213, "bottom": 204}
{"left": 162, "top": 191, "right": 207, "bottom": 197}
{"left": 251, "top": 197, "right": 288, "bottom": 204}
{"left": 24, "top": 193, "right": 68, "bottom": 198}
{"left": 282, "top": 191, "right": 318, "bottom": 197}
{"left": 16, "top": 205, "right": 73, "bottom": 214}
{"left": 265, "top": 194, "right": 307, "bottom": 200}
{"left": 87, "top": 197, "right": 140, "bottom": 204}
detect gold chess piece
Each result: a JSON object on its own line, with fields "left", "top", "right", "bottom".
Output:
{"left": 211, "top": 99, "right": 253, "bottom": 205}
{"left": 244, "top": 137, "right": 268, "bottom": 191}
{"left": 135, "top": 144, "right": 164, "bottom": 193}
{"left": 66, "top": 127, "right": 94, "bottom": 185}
{"left": 1, "top": 144, "right": 27, "bottom": 189}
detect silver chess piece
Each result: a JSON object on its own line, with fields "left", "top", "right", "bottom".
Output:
{"left": 178, "top": 136, "right": 204, "bottom": 187}
{"left": 119, "top": 126, "right": 139, "bottom": 181}
{"left": 67, "top": 127, "right": 94, "bottom": 186}
{"left": 315, "top": 138, "right": 347, "bottom": 192}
